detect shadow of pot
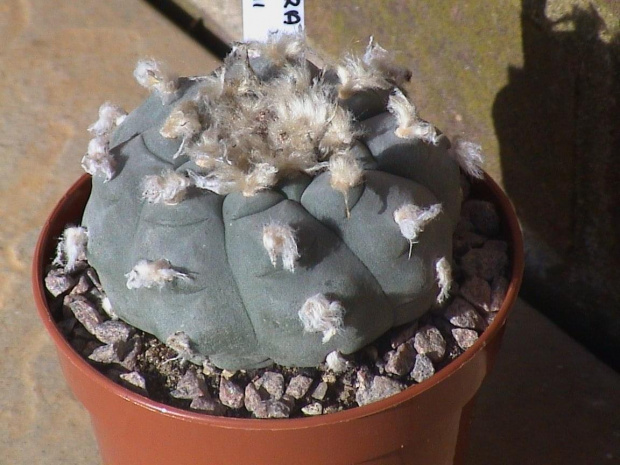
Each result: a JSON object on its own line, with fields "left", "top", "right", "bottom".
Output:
{"left": 32, "top": 173, "right": 523, "bottom": 465}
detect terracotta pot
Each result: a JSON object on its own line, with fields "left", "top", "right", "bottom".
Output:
{"left": 33, "top": 173, "right": 523, "bottom": 465}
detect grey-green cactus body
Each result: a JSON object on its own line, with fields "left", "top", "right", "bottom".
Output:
{"left": 83, "top": 42, "right": 464, "bottom": 370}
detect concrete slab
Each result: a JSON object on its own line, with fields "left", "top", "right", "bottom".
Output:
{"left": 0, "top": 1, "right": 217, "bottom": 464}
{"left": 2, "top": 1, "right": 619, "bottom": 464}
{"left": 467, "top": 299, "right": 620, "bottom": 464}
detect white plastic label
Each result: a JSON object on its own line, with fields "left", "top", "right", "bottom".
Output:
{"left": 242, "top": 0, "right": 305, "bottom": 42}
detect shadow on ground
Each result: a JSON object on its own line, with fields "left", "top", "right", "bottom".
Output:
{"left": 494, "top": 0, "right": 620, "bottom": 370}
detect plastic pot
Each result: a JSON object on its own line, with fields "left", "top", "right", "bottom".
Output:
{"left": 33, "top": 173, "right": 523, "bottom": 465}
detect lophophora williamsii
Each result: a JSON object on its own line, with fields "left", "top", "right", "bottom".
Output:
{"left": 67, "top": 34, "right": 484, "bottom": 371}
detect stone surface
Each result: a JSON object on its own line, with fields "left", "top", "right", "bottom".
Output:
{"left": 413, "top": 325, "right": 447, "bottom": 363}
{"left": 466, "top": 299, "right": 620, "bottom": 465}
{"left": 186, "top": 0, "right": 620, "bottom": 370}
{"left": 0, "top": 1, "right": 218, "bottom": 463}
{"left": 3, "top": 0, "right": 620, "bottom": 463}
{"left": 384, "top": 341, "right": 416, "bottom": 376}
{"left": 285, "top": 374, "right": 313, "bottom": 400}
{"left": 218, "top": 377, "right": 244, "bottom": 409}
{"left": 444, "top": 298, "right": 485, "bottom": 330}
{"left": 411, "top": 353, "right": 435, "bottom": 383}
{"left": 355, "top": 374, "right": 405, "bottom": 407}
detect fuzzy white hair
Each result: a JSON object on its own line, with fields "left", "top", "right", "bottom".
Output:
{"left": 318, "top": 107, "right": 357, "bottom": 156}
{"left": 449, "top": 138, "right": 484, "bottom": 179}
{"left": 222, "top": 46, "right": 261, "bottom": 98}
{"left": 196, "top": 70, "right": 226, "bottom": 103}
{"left": 240, "top": 163, "right": 279, "bottom": 196}
{"left": 363, "top": 37, "right": 411, "bottom": 86}
{"left": 435, "top": 257, "right": 452, "bottom": 304}
{"left": 298, "top": 294, "right": 346, "bottom": 343}
{"left": 160, "top": 100, "right": 202, "bottom": 140}
{"left": 262, "top": 222, "right": 300, "bottom": 272}
{"left": 271, "top": 85, "right": 336, "bottom": 149}
{"left": 187, "top": 127, "right": 224, "bottom": 169}
{"left": 187, "top": 169, "right": 235, "bottom": 196}
{"left": 387, "top": 88, "right": 417, "bottom": 130}
{"left": 141, "top": 170, "right": 191, "bottom": 205}
{"left": 248, "top": 32, "right": 306, "bottom": 65}
{"left": 268, "top": 83, "right": 357, "bottom": 177}
{"left": 328, "top": 151, "right": 364, "bottom": 218}
{"left": 387, "top": 89, "right": 440, "bottom": 144}
{"left": 125, "top": 258, "right": 189, "bottom": 290}
{"left": 81, "top": 137, "right": 115, "bottom": 182}
{"left": 274, "top": 64, "right": 314, "bottom": 94}
{"left": 394, "top": 203, "right": 443, "bottom": 258}
{"left": 133, "top": 59, "right": 178, "bottom": 102}
{"left": 54, "top": 226, "right": 88, "bottom": 272}
{"left": 325, "top": 350, "right": 349, "bottom": 373}
{"left": 160, "top": 100, "right": 202, "bottom": 158}
{"left": 188, "top": 162, "right": 277, "bottom": 197}
{"left": 335, "top": 54, "right": 392, "bottom": 100}
{"left": 87, "top": 136, "right": 108, "bottom": 157}
{"left": 88, "top": 102, "right": 127, "bottom": 137}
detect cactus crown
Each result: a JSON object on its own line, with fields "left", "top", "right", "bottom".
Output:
{"left": 75, "top": 34, "right": 484, "bottom": 370}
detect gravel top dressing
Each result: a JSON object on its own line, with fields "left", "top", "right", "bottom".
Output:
{"left": 45, "top": 182, "right": 510, "bottom": 419}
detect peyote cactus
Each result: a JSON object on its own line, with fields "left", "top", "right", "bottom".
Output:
{"left": 77, "top": 35, "right": 483, "bottom": 370}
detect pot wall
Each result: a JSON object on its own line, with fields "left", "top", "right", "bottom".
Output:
{"left": 33, "top": 174, "right": 523, "bottom": 465}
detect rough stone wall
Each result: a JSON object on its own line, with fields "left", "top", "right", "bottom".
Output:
{"left": 183, "top": 0, "right": 620, "bottom": 368}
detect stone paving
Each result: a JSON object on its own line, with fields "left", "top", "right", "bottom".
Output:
{"left": 0, "top": 1, "right": 619, "bottom": 464}
{"left": 0, "top": 1, "right": 216, "bottom": 464}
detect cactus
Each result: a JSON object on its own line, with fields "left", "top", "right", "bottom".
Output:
{"left": 77, "top": 35, "right": 482, "bottom": 370}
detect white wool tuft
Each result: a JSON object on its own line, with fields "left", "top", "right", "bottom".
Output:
{"left": 248, "top": 32, "right": 306, "bottom": 65}
{"left": 81, "top": 136, "right": 115, "bottom": 182}
{"left": 335, "top": 55, "right": 392, "bottom": 100}
{"left": 187, "top": 169, "right": 236, "bottom": 195}
{"left": 449, "top": 138, "right": 485, "bottom": 179}
{"left": 133, "top": 59, "right": 178, "bottom": 101}
{"left": 54, "top": 226, "right": 88, "bottom": 272}
{"left": 86, "top": 136, "right": 108, "bottom": 157}
{"left": 270, "top": 83, "right": 343, "bottom": 162}
{"left": 435, "top": 257, "right": 453, "bottom": 304}
{"left": 262, "top": 222, "right": 300, "bottom": 272}
{"left": 189, "top": 162, "right": 277, "bottom": 197}
{"left": 387, "top": 88, "right": 417, "bottom": 131}
{"left": 240, "top": 163, "right": 279, "bottom": 197}
{"left": 274, "top": 64, "right": 314, "bottom": 93}
{"left": 362, "top": 37, "right": 411, "bottom": 86}
{"left": 318, "top": 107, "right": 357, "bottom": 156}
{"left": 125, "top": 259, "right": 190, "bottom": 290}
{"left": 394, "top": 203, "right": 443, "bottom": 258}
{"left": 142, "top": 170, "right": 191, "bottom": 205}
{"left": 328, "top": 151, "right": 364, "bottom": 218}
{"left": 160, "top": 101, "right": 202, "bottom": 140}
{"left": 325, "top": 351, "right": 348, "bottom": 373}
{"left": 387, "top": 89, "right": 440, "bottom": 144}
{"left": 298, "top": 294, "right": 346, "bottom": 343}
{"left": 196, "top": 70, "right": 226, "bottom": 103}
{"left": 160, "top": 100, "right": 202, "bottom": 158}
{"left": 187, "top": 127, "right": 224, "bottom": 169}
{"left": 88, "top": 102, "right": 127, "bottom": 137}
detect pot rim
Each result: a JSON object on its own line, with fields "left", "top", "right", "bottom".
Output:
{"left": 32, "top": 172, "right": 523, "bottom": 430}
